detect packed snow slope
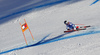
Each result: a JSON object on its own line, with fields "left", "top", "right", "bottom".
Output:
{"left": 0, "top": 0, "right": 100, "bottom": 55}
{"left": 0, "top": 0, "right": 80, "bottom": 24}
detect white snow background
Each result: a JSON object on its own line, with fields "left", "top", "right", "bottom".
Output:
{"left": 0, "top": 0, "right": 100, "bottom": 55}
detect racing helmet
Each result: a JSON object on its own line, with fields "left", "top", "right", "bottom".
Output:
{"left": 64, "top": 20, "right": 68, "bottom": 24}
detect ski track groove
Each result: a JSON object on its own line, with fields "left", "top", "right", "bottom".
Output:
{"left": 90, "top": 0, "right": 99, "bottom": 6}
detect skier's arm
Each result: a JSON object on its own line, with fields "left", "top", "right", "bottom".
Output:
{"left": 70, "top": 22, "right": 76, "bottom": 28}
{"left": 66, "top": 25, "right": 70, "bottom": 30}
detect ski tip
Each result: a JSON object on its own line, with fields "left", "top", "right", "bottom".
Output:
{"left": 86, "top": 25, "right": 91, "bottom": 28}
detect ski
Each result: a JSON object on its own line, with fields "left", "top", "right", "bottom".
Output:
{"left": 64, "top": 30, "right": 77, "bottom": 33}
{"left": 64, "top": 25, "right": 91, "bottom": 33}
{"left": 64, "top": 29, "right": 84, "bottom": 33}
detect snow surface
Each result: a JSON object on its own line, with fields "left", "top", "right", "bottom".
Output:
{"left": 0, "top": 0, "right": 100, "bottom": 55}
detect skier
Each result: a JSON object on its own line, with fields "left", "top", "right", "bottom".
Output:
{"left": 64, "top": 20, "right": 75, "bottom": 30}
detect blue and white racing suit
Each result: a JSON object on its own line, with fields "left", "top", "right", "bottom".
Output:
{"left": 66, "top": 22, "right": 75, "bottom": 30}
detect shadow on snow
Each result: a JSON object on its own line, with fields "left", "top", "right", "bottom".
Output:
{"left": 0, "top": 0, "right": 83, "bottom": 24}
